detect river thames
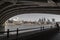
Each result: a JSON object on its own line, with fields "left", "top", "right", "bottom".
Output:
{"left": 5, "top": 24, "right": 55, "bottom": 34}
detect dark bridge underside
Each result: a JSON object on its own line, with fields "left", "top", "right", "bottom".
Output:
{"left": 0, "top": 0, "right": 60, "bottom": 25}
{"left": 0, "top": 27, "right": 58, "bottom": 40}
{"left": 0, "top": 0, "right": 60, "bottom": 40}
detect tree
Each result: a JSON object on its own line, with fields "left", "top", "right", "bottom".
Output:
{"left": 38, "top": 18, "right": 41, "bottom": 21}
{"left": 43, "top": 18, "right": 46, "bottom": 21}
{"left": 47, "top": 19, "right": 50, "bottom": 24}
{"left": 47, "top": 19, "right": 50, "bottom": 22}
{"left": 52, "top": 18, "right": 55, "bottom": 22}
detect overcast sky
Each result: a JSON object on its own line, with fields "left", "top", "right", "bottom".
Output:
{"left": 9, "top": 13, "right": 60, "bottom": 22}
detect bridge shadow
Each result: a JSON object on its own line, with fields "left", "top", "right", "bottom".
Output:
{"left": 0, "top": 28, "right": 59, "bottom": 40}
{"left": 17, "top": 28, "right": 58, "bottom": 40}
{"left": 25, "top": 31, "right": 58, "bottom": 40}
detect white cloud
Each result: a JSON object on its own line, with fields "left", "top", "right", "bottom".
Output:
{"left": 9, "top": 13, "right": 60, "bottom": 22}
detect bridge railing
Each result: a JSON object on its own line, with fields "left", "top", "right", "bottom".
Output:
{"left": 0, "top": 26, "right": 56, "bottom": 38}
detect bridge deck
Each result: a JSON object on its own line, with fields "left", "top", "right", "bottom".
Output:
{"left": 0, "top": 28, "right": 58, "bottom": 40}
{"left": 50, "top": 31, "right": 60, "bottom": 40}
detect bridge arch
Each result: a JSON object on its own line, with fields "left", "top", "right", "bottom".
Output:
{"left": 0, "top": 1, "right": 60, "bottom": 32}
{"left": 0, "top": 4, "right": 60, "bottom": 24}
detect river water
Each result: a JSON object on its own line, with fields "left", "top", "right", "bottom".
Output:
{"left": 4, "top": 24, "right": 55, "bottom": 34}
{"left": 5, "top": 25, "right": 53, "bottom": 31}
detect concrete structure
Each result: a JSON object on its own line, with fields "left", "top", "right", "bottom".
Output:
{"left": 0, "top": 27, "right": 58, "bottom": 40}
{"left": 0, "top": 0, "right": 60, "bottom": 31}
{"left": 0, "top": 0, "right": 60, "bottom": 40}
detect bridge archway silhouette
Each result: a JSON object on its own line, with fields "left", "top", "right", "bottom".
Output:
{"left": 0, "top": 1, "right": 60, "bottom": 31}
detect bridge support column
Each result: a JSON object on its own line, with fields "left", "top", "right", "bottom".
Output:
{"left": 0, "top": 24, "right": 5, "bottom": 34}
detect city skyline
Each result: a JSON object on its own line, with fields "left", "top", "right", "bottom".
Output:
{"left": 9, "top": 13, "right": 60, "bottom": 22}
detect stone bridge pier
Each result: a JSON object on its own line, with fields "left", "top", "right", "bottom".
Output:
{"left": 0, "top": 24, "right": 5, "bottom": 33}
